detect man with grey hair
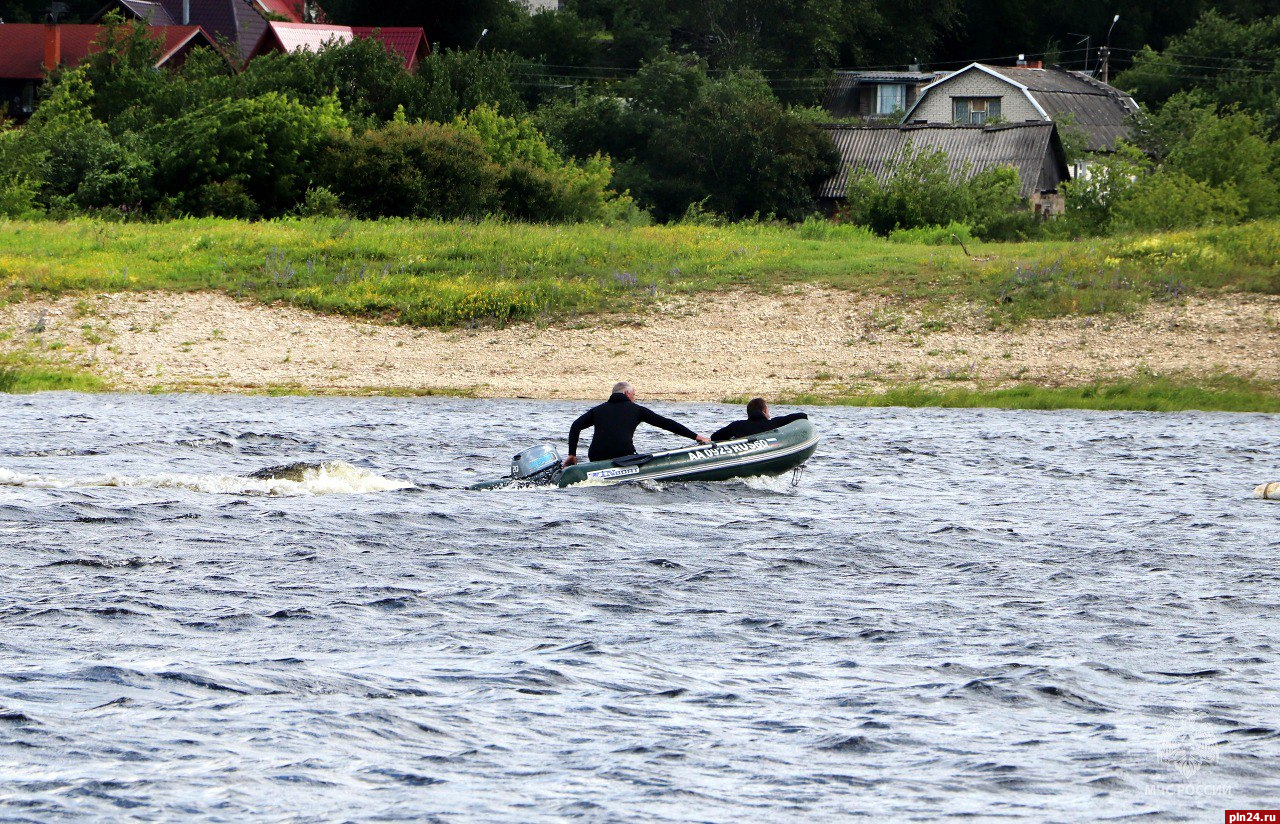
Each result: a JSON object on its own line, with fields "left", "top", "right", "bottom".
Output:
{"left": 563, "top": 381, "right": 710, "bottom": 466}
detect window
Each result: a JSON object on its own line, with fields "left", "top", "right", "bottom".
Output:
{"left": 21, "top": 82, "right": 35, "bottom": 114}
{"left": 953, "top": 97, "right": 1001, "bottom": 125}
{"left": 875, "top": 84, "right": 905, "bottom": 115}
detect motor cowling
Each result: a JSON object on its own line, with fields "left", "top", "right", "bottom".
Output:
{"left": 510, "top": 444, "right": 561, "bottom": 484}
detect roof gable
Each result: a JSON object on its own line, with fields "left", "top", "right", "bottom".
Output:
{"left": 905, "top": 62, "right": 1139, "bottom": 152}
{"left": 903, "top": 63, "right": 1048, "bottom": 121}
{"left": 819, "top": 122, "right": 1069, "bottom": 200}
{"left": 252, "top": 22, "right": 428, "bottom": 69}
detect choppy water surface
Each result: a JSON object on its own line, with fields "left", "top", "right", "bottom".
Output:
{"left": 2, "top": 393, "right": 1279, "bottom": 821}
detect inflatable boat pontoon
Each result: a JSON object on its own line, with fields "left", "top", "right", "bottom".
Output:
{"left": 470, "top": 419, "right": 819, "bottom": 490}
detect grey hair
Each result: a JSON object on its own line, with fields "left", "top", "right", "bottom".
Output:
{"left": 612, "top": 381, "right": 633, "bottom": 395}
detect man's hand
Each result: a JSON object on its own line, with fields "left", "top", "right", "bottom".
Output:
{"left": 696, "top": 435, "right": 711, "bottom": 444}
{"left": 563, "top": 454, "right": 579, "bottom": 467}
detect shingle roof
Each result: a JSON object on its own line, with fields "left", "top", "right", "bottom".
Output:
{"left": 115, "top": 0, "right": 176, "bottom": 25}
{"left": 0, "top": 24, "right": 209, "bottom": 79}
{"left": 252, "top": 22, "right": 428, "bottom": 69}
{"left": 910, "top": 64, "right": 1139, "bottom": 152}
{"left": 818, "top": 122, "right": 1068, "bottom": 199}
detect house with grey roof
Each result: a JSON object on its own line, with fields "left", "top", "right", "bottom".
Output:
{"left": 902, "top": 61, "right": 1139, "bottom": 153}
{"left": 824, "top": 69, "right": 940, "bottom": 120}
{"left": 818, "top": 121, "right": 1071, "bottom": 215}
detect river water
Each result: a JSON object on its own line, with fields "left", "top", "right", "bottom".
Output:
{"left": 1, "top": 392, "right": 1278, "bottom": 821}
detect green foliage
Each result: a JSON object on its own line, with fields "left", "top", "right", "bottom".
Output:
{"left": 454, "top": 104, "right": 619, "bottom": 221}
{"left": 541, "top": 53, "right": 836, "bottom": 221}
{"left": 297, "top": 186, "right": 346, "bottom": 218}
{"left": 76, "top": 14, "right": 168, "bottom": 130}
{"left": 1060, "top": 143, "right": 1150, "bottom": 235}
{"left": 150, "top": 92, "right": 347, "bottom": 217}
{"left": 415, "top": 49, "right": 525, "bottom": 122}
{"left": 1166, "top": 110, "right": 1280, "bottom": 219}
{"left": 1117, "top": 11, "right": 1280, "bottom": 136}
{"left": 320, "top": 122, "right": 501, "bottom": 219}
{"left": 24, "top": 70, "right": 154, "bottom": 211}
{"left": 0, "top": 127, "right": 45, "bottom": 219}
{"left": 843, "top": 143, "right": 1028, "bottom": 239}
{"left": 1110, "top": 170, "right": 1245, "bottom": 232}
{"left": 1072, "top": 107, "right": 1280, "bottom": 234}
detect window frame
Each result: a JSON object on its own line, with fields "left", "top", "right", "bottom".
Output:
{"left": 875, "top": 83, "right": 906, "bottom": 115}
{"left": 952, "top": 96, "right": 1001, "bottom": 125}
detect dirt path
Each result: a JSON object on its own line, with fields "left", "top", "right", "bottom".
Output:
{"left": 4, "top": 288, "right": 1279, "bottom": 399}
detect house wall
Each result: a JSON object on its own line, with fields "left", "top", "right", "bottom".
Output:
{"left": 912, "top": 70, "right": 1043, "bottom": 124}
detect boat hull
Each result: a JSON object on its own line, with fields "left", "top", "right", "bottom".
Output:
{"left": 557, "top": 419, "right": 818, "bottom": 487}
{"left": 470, "top": 420, "right": 818, "bottom": 490}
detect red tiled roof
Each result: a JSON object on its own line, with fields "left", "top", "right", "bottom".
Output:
{"left": 0, "top": 24, "right": 210, "bottom": 79}
{"left": 255, "top": 0, "right": 306, "bottom": 23}
{"left": 252, "top": 22, "right": 428, "bottom": 69}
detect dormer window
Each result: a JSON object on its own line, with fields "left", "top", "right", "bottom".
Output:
{"left": 953, "top": 97, "right": 1000, "bottom": 125}
{"left": 875, "top": 84, "right": 906, "bottom": 115}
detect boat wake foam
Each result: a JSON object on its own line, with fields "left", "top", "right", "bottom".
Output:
{"left": 0, "top": 461, "right": 412, "bottom": 497}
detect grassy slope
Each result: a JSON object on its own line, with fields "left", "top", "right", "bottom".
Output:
{"left": 759, "top": 374, "right": 1280, "bottom": 414}
{"left": 2, "top": 217, "right": 1279, "bottom": 327}
{"left": 3, "top": 218, "right": 1280, "bottom": 408}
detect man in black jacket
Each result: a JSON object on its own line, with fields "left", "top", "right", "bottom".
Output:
{"left": 710, "top": 397, "right": 808, "bottom": 441}
{"left": 563, "top": 382, "right": 710, "bottom": 466}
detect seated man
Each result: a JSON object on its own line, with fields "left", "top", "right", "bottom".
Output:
{"left": 711, "top": 397, "right": 808, "bottom": 441}
{"left": 564, "top": 381, "right": 710, "bottom": 467}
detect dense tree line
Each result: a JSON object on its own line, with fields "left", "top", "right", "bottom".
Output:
{"left": 0, "top": 17, "right": 836, "bottom": 222}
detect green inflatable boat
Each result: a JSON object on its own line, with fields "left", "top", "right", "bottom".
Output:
{"left": 470, "top": 419, "right": 819, "bottom": 490}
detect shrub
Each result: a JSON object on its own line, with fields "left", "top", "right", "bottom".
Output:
{"left": 1111, "top": 170, "right": 1245, "bottom": 231}
{"left": 0, "top": 127, "right": 45, "bottom": 219}
{"left": 1060, "top": 143, "right": 1151, "bottom": 235}
{"left": 454, "top": 104, "right": 616, "bottom": 222}
{"left": 320, "top": 121, "right": 501, "bottom": 219}
{"left": 24, "top": 70, "right": 153, "bottom": 210}
{"left": 297, "top": 186, "right": 345, "bottom": 218}
{"left": 843, "top": 143, "right": 1029, "bottom": 239}
{"left": 149, "top": 92, "right": 347, "bottom": 217}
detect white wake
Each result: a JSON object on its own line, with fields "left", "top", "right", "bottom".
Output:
{"left": 0, "top": 461, "right": 412, "bottom": 497}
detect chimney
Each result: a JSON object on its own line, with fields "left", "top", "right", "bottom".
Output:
{"left": 1017, "top": 53, "right": 1026, "bottom": 67}
{"left": 43, "top": 23, "right": 61, "bottom": 71}
{"left": 182, "top": 0, "right": 190, "bottom": 25}
{"left": 1026, "top": 59, "right": 1043, "bottom": 69}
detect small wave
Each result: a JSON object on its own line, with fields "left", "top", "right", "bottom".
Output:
{"left": 0, "top": 461, "right": 411, "bottom": 497}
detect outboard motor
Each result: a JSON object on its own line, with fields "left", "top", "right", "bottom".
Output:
{"left": 510, "top": 444, "right": 562, "bottom": 485}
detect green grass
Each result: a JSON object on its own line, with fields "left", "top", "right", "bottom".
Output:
{"left": 764, "top": 374, "right": 1280, "bottom": 413}
{"left": 0, "top": 356, "right": 107, "bottom": 394}
{"left": 2, "top": 216, "right": 1278, "bottom": 328}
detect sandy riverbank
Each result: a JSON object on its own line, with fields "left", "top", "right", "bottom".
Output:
{"left": 3, "top": 288, "right": 1280, "bottom": 399}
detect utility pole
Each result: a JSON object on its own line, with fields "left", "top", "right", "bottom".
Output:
{"left": 1101, "top": 13, "right": 1119, "bottom": 83}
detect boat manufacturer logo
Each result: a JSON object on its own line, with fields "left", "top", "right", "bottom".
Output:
{"left": 586, "top": 466, "right": 641, "bottom": 480}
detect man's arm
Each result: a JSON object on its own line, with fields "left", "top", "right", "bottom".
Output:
{"left": 710, "top": 422, "right": 738, "bottom": 441}
{"left": 639, "top": 406, "right": 707, "bottom": 443}
{"left": 566, "top": 408, "right": 594, "bottom": 462}
{"left": 770, "top": 412, "right": 809, "bottom": 427}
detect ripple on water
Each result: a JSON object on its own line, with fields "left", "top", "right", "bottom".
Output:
{"left": 0, "top": 396, "right": 1278, "bottom": 820}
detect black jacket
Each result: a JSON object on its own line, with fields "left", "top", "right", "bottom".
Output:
{"left": 568, "top": 393, "right": 700, "bottom": 461}
{"left": 710, "top": 411, "right": 808, "bottom": 442}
